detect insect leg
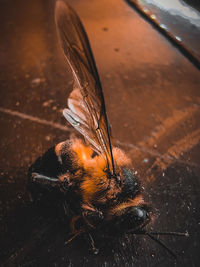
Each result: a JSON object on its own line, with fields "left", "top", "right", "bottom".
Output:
{"left": 28, "top": 171, "right": 61, "bottom": 202}
{"left": 65, "top": 229, "right": 85, "bottom": 245}
{"left": 146, "top": 233, "right": 177, "bottom": 259}
{"left": 30, "top": 172, "right": 59, "bottom": 186}
{"left": 27, "top": 146, "right": 64, "bottom": 194}
{"left": 88, "top": 233, "right": 99, "bottom": 255}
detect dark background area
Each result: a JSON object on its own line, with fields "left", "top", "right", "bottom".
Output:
{"left": 183, "top": 0, "right": 200, "bottom": 12}
{"left": 0, "top": 0, "right": 200, "bottom": 266}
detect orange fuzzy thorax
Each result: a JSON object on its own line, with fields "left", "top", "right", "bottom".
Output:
{"left": 80, "top": 153, "right": 109, "bottom": 203}
{"left": 71, "top": 139, "right": 133, "bottom": 204}
{"left": 71, "top": 139, "right": 93, "bottom": 166}
{"left": 72, "top": 139, "right": 132, "bottom": 170}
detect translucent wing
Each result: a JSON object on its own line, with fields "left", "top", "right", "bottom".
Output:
{"left": 55, "top": 0, "right": 115, "bottom": 175}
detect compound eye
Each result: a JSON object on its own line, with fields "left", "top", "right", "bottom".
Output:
{"left": 114, "top": 206, "right": 149, "bottom": 232}
{"left": 130, "top": 207, "right": 148, "bottom": 222}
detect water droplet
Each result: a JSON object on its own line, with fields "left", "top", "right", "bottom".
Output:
{"left": 72, "top": 121, "right": 80, "bottom": 127}
{"left": 160, "top": 24, "right": 168, "bottom": 30}
{"left": 150, "top": 14, "right": 156, "bottom": 20}
{"left": 17, "top": 193, "right": 22, "bottom": 199}
{"left": 175, "top": 36, "right": 182, "bottom": 42}
{"left": 45, "top": 135, "right": 51, "bottom": 141}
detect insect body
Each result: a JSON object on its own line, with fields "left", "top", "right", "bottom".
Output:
{"left": 28, "top": 0, "right": 151, "bottom": 246}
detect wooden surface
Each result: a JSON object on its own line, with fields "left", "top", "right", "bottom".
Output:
{"left": 0, "top": 0, "right": 200, "bottom": 266}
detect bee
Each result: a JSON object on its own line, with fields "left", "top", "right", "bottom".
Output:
{"left": 28, "top": 0, "right": 186, "bottom": 256}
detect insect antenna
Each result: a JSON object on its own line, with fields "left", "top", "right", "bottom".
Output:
{"left": 129, "top": 230, "right": 189, "bottom": 259}
{"left": 88, "top": 233, "right": 99, "bottom": 254}
{"left": 146, "top": 232, "right": 177, "bottom": 259}
{"left": 65, "top": 229, "right": 85, "bottom": 245}
{"left": 148, "top": 231, "right": 189, "bottom": 237}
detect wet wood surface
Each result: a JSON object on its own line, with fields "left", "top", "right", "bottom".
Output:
{"left": 0, "top": 0, "right": 200, "bottom": 266}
